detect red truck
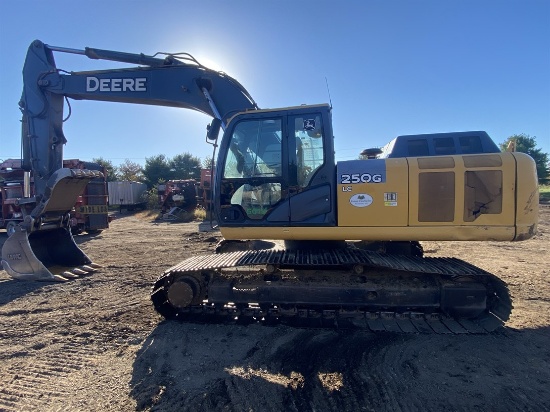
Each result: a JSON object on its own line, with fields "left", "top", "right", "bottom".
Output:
{"left": 156, "top": 169, "right": 214, "bottom": 217}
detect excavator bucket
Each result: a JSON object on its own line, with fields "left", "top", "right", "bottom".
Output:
{"left": 1, "top": 168, "right": 103, "bottom": 281}
{"left": 1, "top": 227, "right": 97, "bottom": 281}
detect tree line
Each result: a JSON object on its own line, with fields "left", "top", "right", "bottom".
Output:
{"left": 499, "top": 134, "right": 549, "bottom": 185}
{"left": 92, "top": 153, "right": 213, "bottom": 188}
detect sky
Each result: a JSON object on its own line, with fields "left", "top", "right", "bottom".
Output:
{"left": 1, "top": 0, "right": 549, "bottom": 168}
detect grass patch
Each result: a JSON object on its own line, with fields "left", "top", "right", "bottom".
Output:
{"left": 194, "top": 208, "right": 207, "bottom": 221}
{"left": 118, "top": 206, "right": 209, "bottom": 222}
{"left": 133, "top": 209, "right": 161, "bottom": 220}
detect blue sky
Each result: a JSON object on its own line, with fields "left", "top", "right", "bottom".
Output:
{"left": 1, "top": 0, "right": 549, "bottom": 167}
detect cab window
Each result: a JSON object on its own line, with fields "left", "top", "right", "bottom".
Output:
{"left": 222, "top": 118, "right": 283, "bottom": 220}
{"left": 293, "top": 114, "right": 324, "bottom": 187}
{"left": 223, "top": 119, "right": 282, "bottom": 178}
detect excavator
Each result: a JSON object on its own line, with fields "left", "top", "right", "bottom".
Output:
{"left": 1, "top": 40, "right": 539, "bottom": 333}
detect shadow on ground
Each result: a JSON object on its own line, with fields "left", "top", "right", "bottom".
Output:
{"left": 130, "top": 321, "right": 550, "bottom": 412}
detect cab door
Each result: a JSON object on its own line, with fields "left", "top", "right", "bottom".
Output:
{"left": 216, "top": 115, "right": 290, "bottom": 226}
{"left": 285, "top": 111, "right": 336, "bottom": 226}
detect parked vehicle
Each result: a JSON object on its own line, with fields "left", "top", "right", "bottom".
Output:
{"left": 157, "top": 179, "right": 198, "bottom": 214}
{"left": 197, "top": 168, "right": 213, "bottom": 212}
{"left": 107, "top": 181, "right": 147, "bottom": 212}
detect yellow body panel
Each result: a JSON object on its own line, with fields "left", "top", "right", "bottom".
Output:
{"left": 221, "top": 152, "right": 538, "bottom": 242}
{"left": 406, "top": 154, "right": 516, "bottom": 227}
{"left": 337, "top": 158, "right": 409, "bottom": 227}
{"left": 513, "top": 152, "right": 539, "bottom": 240}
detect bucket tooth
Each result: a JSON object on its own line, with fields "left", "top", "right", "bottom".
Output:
{"left": 71, "top": 268, "right": 89, "bottom": 275}
{"left": 79, "top": 265, "right": 98, "bottom": 273}
{"left": 62, "top": 271, "right": 80, "bottom": 279}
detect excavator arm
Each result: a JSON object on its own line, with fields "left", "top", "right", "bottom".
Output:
{"left": 2, "top": 39, "right": 258, "bottom": 281}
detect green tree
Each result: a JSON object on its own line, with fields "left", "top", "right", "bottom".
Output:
{"left": 92, "top": 157, "right": 118, "bottom": 181}
{"left": 118, "top": 159, "right": 144, "bottom": 182}
{"left": 170, "top": 152, "right": 201, "bottom": 180}
{"left": 500, "top": 134, "right": 549, "bottom": 184}
{"left": 202, "top": 156, "right": 215, "bottom": 171}
{"left": 142, "top": 154, "right": 171, "bottom": 188}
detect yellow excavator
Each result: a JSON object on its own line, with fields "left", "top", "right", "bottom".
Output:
{"left": 2, "top": 40, "right": 539, "bottom": 333}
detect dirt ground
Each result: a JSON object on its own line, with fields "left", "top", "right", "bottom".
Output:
{"left": 0, "top": 205, "right": 548, "bottom": 412}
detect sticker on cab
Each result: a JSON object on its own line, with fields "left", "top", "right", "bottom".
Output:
{"left": 303, "top": 119, "right": 316, "bottom": 130}
{"left": 350, "top": 193, "right": 373, "bottom": 208}
{"left": 384, "top": 192, "right": 398, "bottom": 206}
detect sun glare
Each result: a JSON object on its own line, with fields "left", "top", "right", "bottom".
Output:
{"left": 195, "top": 56, "right": 226, "bottom": 73}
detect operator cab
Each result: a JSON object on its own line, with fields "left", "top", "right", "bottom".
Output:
{"left": 214, "top": 104, "right": 336, "bottom": 228}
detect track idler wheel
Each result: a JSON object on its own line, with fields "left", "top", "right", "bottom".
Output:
{"left": 166, "top": 275, "right": 204, "bottom": 309}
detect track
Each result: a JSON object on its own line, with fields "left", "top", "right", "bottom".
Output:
{"left": 151, "top": 248, "right": 512, "bottom": 334}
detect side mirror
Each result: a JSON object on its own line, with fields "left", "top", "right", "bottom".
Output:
{"left": 206, "top": 118, "right": 222, "bottom": 141}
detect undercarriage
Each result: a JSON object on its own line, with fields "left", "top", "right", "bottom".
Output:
{"left": 151, "top": 246, "right": 512, "bottom": 334}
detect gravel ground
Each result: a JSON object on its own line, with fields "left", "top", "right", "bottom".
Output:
{"left": 0, "top": 206, "right": 548, "bottom": 411}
